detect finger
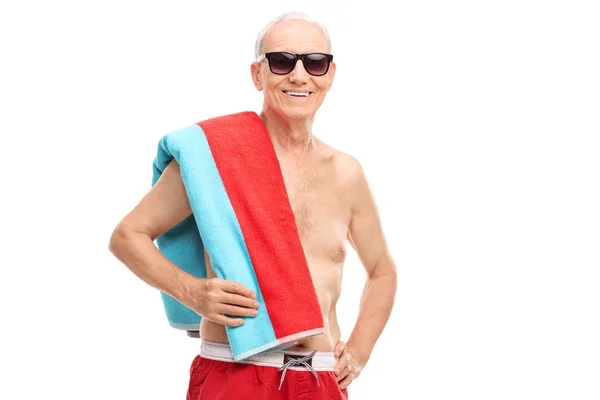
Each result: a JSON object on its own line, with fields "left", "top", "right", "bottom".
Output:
{"left": 223, "top": 293, "right": 260, "bottom": 309}
{"left": 217, "top": 304, "right": 259, "bottom": 318}
{"left": 338, "top": 372, "right": 355, "bottom": 390}
{"left": 336, "top": 364, "right": 352, "bottom": 382}
{"left": 333, "top": 359, "right": 344, "bottom": 375}
{"left": 210, "top": 313, "right": 245, "bottom": 327}
{"left": 334, "top": 340, "right": 345, "bottom": 357}
{"left": 222, "top": 280, "right": 256, "bottom": 299}
{"left": 333, "top": 359, "right": 344, "bottom": 376}
{"left": 333, "top": 353, "right": 349, "bottom": 376}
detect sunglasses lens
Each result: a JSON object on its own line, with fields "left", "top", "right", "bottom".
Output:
{"left": 269, "top": 52, "right": 296, "bottom": 74}
{"left": 303, "top": 54, "right": 329, "bottom": 76}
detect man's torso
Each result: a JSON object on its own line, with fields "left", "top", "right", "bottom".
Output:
{"left": 201, "top": 138, "right": 358, "bottom": 352}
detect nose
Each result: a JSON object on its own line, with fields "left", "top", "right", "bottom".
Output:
{"left": 288, "top": 59, "right": 309, "bottom": 84}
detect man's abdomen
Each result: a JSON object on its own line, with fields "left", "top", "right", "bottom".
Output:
{"left": 200, "top": 257, "right": 343, "bottom": 353}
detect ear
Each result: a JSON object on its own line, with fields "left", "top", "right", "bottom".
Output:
{"left": 326, "top": 62, "right": 336, "bottom": 91}
{"left": 250, "top": 62, "right": 263, "bottom": 91}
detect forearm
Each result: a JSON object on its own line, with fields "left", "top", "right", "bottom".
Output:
{"left": 108, "top": 226, "right": 196, "bottom": 304}
{"left": 347, "top": 261, "right": 397, "bottom": 361}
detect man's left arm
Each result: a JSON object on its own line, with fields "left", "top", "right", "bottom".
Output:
{"left": 334, "top": 158, "right": 398, "bottom": 389}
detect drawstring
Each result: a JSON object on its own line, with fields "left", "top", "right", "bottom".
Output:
{"left": 278, "top": 350, "right": 320, "bottom": 390}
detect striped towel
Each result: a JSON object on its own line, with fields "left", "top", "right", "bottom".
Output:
{"left": 152, "top": 111, "right": 324, "bottom": 361}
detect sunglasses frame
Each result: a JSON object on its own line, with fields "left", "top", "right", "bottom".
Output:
{"left": 256, "top": 52, "right": 334, "bottom": 76}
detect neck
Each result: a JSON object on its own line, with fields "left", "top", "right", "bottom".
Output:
{"left": 260, "top": 107, "right": 316, "bottom": 155}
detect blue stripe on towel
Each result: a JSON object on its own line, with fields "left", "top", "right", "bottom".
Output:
{"left": 154, "top": 123, "right": 277, "bottom": 359}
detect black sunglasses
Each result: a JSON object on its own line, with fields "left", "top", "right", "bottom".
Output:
{"left": 256, "top": 52, "right": 334, "bottom": 76}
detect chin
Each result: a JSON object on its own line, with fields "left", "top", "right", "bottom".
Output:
{"left": 281, "top": 106, "right": 318, "bottom": 120}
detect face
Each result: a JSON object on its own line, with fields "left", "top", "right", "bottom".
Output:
{"left": 251, "top": 19, "right": 336, "bottom": 121}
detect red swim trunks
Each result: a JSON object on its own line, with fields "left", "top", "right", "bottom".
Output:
{"left": 186, "top": 340, "right": 349, "bottom": 400}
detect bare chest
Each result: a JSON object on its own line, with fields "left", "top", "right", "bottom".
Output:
{"left": 280, "top": 163, "right": 351, "bottom": 264}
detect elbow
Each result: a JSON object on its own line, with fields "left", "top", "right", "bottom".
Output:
{"left": 382, "top": 265, "right": 398, "bottom": 290}
{"left": 377, "top": 264, "right": 398, "bottom": 304}
{"left": 369, "top": 252, "right": 397, "bottom": 281}
{"left": 371, "top": 257, "right": 398, "bottom": 291}
{"left": 108, "top": 224, "right": 129, "bottom": 256}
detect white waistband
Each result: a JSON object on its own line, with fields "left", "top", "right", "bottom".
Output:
{"left": 199, "top": 340, "right": 337, "bottom": 371}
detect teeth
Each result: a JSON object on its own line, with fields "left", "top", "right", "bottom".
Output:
{"left": 286, "top": 91, "right": 310, "bottom": 97}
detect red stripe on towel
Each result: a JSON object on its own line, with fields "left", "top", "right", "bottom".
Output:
{"left": 198, "top": 112, "right": 324, "bottom": 339}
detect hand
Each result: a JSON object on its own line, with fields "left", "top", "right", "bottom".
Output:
{"left": 184, "top": 277, "right": 259, "bottom": 326}
{"left": 333, "top": 340, "right": 366, "bottom": 390}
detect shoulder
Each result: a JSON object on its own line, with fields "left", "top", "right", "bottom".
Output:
{"left": 336, "top": 151, "right": 363, "bottom": 178}
{"left": 323, "top": 139, "right": 363, "bottom": 176}
{"left": 315, "top": 138, "right": 365, "bottom": 189}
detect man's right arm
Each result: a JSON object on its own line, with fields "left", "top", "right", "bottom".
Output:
{"left": 108, "top": 159, "right": 258, "bottom": 326}
{"left": 109, "top": 159, "right": 195, "bottom": 303}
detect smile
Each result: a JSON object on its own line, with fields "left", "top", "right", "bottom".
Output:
{"left": 282, "top": 90, "right": 312, "bottom": 97}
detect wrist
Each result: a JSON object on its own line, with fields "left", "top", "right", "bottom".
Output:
{"left": 345, "top": 341, "right": 371, "bottom": 367}
{"left": 172, "top": 273, "right": 204, "bottom": 306}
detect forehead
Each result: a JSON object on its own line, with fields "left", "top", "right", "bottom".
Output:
{"left": 262, "top": 19, "right": 328, "bottom": 54}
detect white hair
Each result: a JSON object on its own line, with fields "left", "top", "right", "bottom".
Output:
{"left": 254, "top": 12, "right": 332, "bottom": 59}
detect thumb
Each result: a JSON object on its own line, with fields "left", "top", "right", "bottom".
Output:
{"left": 334, "top": 340, "right": 345, "bottom": 357}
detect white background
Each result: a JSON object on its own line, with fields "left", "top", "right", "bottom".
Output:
{"left": 1, "top": 0, "right": 599, "bottom": 399}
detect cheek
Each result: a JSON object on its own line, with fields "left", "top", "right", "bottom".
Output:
{"left": 312, "top": 84, "right": 330, "bottom": 104}
{"left": 311, "top": 80, "right": 330, "bottom": 100}
{"left": 267, "top": 89, "right": 283, "bottom": 107}
{"left": 263, "top": 78, "right": 285, "bottom": 101}
{"left": 315, "top": 78, "right": 331, "bottom": 93}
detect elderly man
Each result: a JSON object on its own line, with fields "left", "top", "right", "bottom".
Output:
{"left": 109, "top": 12, "right": 397, "bottom": 400}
